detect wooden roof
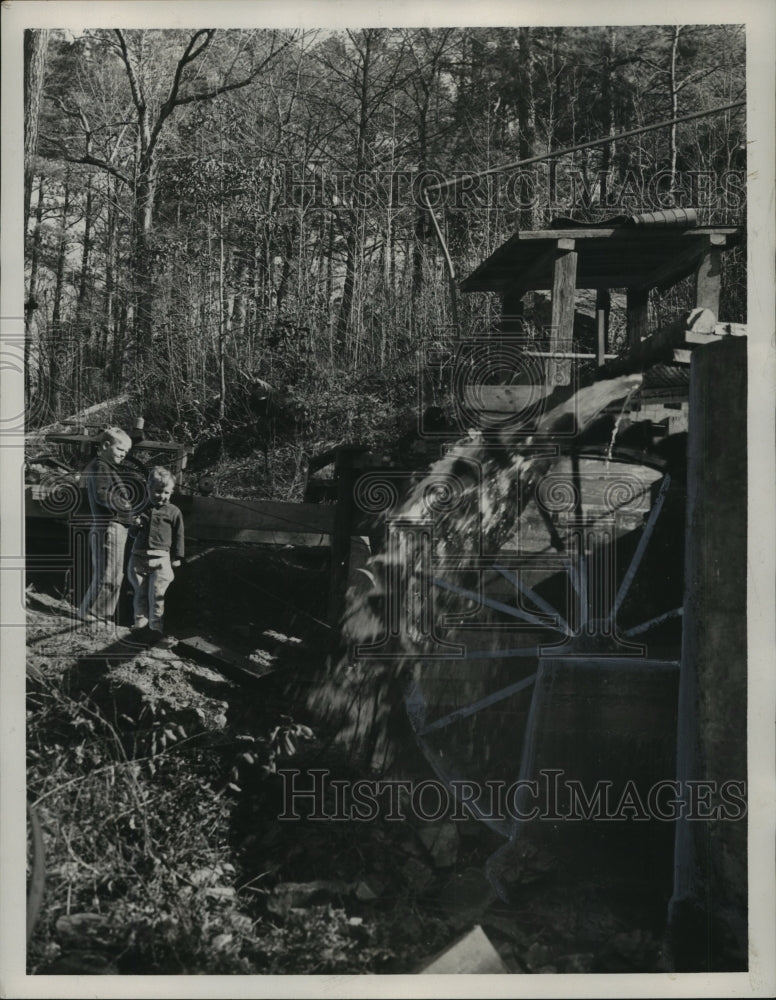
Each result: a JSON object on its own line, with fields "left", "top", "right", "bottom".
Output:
{"left": 460, "top": 224, "right": 742, "bottom": 296}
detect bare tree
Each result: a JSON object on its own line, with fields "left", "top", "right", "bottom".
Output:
{"left": 24, "top": 29, "right": 49, "bottom": 224}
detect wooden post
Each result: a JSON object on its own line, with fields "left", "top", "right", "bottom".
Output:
{"left": 328, "top": 445, "right": 368, "bottom": 628}
{"left": 626, "top": 287, "right": 649, "bottom": 349}
{"left": 548, "top": 238, "right": 577, "bottom": 388}
{"left": 669, "top": 336, "right": 747, "bottom": 970}
{"left": 596, "top": 289, "right": 610, "bottom": 367}
{"left": 695, "top": 234, "right": 726, "bottom": 320}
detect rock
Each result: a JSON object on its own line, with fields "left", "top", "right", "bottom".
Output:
{"left": 524, "top": 940, "right": 552, "bottom": 971}
{"left": 417, "top": 925, "right": 509, "bottom": 974}
{"left": 64, "top": 651, "right": 237, "bottom": 740}
{"left": 558, "top": 952, "right": 595, "bottom": 973}
{"left": 205, "top": 886, "right": 236, "bottom": 901}
{"left": 417, "top": 821, "right": 458, "bottom": 869}
{"left": 267, "top": 879, "right": 351, "bottom": 916}
{"left": 55, "top": 913, "right": 117, "bottom": 950}
{"left": 355, "top": 880, "right": 380, "bottom": 901}
{"left": 39, "top": 950, "right": 119, "bottom": 975}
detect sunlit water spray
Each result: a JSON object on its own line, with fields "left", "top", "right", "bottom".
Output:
{"left": 306, "top": 374, "right": 645, "bottom": 773}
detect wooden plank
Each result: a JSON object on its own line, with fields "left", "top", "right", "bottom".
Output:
{"left": 26, "top": 394, "right": 131, "bottom": 440}
{"left": 186, "top": 526, "right": 331, "bottom": 548}
{"left": 626, "top": 287, "right": 649, "bottom": 349}
{"left": 176, "top": 635, "right": 277, "bottom": 684}
{"left": 548, "top": 247, "right": 577, "bottom": 388}
{"left": 596, "top": 289, "right": 610, "bottom": 366}
{"left": 715, "top": 322, "right": 747, "bottom": 337}
{"left": 417, "top": 925, "right": 509, "bottom": 974}
{"left": 178, "top": 496, "right": 336, "bottom": 536}
{"left": 501, "top": 226, "right": 740, "bottom": 241}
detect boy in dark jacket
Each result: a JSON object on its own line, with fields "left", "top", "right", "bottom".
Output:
{"left": 78, "top": 426, "right": 137, "bottom": 624}
{"left": 128, "top": 466, "right": 184, "bottom": 646}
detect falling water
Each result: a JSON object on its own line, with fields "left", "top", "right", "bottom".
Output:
{"left": 606, "top": 383, "right": 640, "bottom": 464}
{"left": 306, "top": 373, "right": 646, "bottom": 773}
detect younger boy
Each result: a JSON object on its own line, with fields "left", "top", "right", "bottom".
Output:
{"left": 79, "top": 426, "right": 137, "bottom": 624}
{"left": 128, "top": 466, "right": 184, "bottom": 647}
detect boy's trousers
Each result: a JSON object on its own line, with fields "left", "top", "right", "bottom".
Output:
{"left": 128, "top": 550, "right": 174, "bottom": 631}
{"left": 79, "top": 521, "right": 128, "bottom": 621}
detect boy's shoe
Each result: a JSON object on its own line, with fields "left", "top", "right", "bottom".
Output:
{"left": 148, "top": 629, "right": 177, "bottom": 650}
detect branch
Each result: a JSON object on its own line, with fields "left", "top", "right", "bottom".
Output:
{"left": 113, "top": 29, "right": 145, "bottom": 116}
{"left": 146, "top": 31, "right": 296, "bottom": 159}
{"left": 172, "top": 33, "right": 297, "bottom": 108}
{"left": 59, "top": 152, "right": 131, "bottom": 187}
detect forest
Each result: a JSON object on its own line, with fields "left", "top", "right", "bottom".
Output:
{"left": 20, "top": 23, "right": 752, "bottom": 977}
{"left": 24, "top": 24, "right": 746, "bottom": 492}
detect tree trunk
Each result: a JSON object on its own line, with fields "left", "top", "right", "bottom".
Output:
{"left": 133, "top": 163, "right": 158, "bottom": 363}
{"left": 50, "top": 175, "right": 72, "bottom": 416}
{"left": 516, "top": 28, "right": 536, "bottom": 231}
{"left": 600, "top": 27, "right": 617, "bottom": 207}
{"left": 103, "top": 180, "right": 119, "bottom": 374}
{"left": 24, "top": 29, "right": 49, "bottom": 226}
{"left": 74, "top": 170, "right": 94, "bottom": 358}
{"left": 337, "top": 31, "right": 373, "bottom": 345}
{"left": 25, "top": 174, "right": 46, "bottom": 407}
{"left": 668, "top": 26, "right": 681, "bottom": 204}
{"left": 411, "top": 89, "right": 429, "bottom": 304}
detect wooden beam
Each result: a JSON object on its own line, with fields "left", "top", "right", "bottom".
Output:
{"left": 626, "top": 287, "right": 649, "bottom": 349}
{"left": 328, "top": 445, "right": 369, "bottom": 626}
{"left": 176, "top": 636, "right": 277, "bottom": 685}
{"left": 596, "top": 289, "right": 611, "bottom": 366}
{"left": 512, "top": 226, "right": 740, "bottom": 241}
{"left": 695, "top": 244, "right": 722, "bottom": 318}
{"left": 600, "top": 307, "right": 717, "bottom": 377}
{"left": 547, "top": 244, "right": 577, "bottom": 387}
{"left": 715, "top": 322, "right": 747, "bottom": 337}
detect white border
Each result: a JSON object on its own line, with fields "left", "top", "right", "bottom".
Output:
{"left": 2, "top": 2, "right": 774, "bottom": 998}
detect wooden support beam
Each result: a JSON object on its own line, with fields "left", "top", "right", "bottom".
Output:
{"left": 670, "top": 336, "right": 747, "bottom": 968}
{"left": 600, "top": 307, "right": 717, "bottom": 377}
{"left": 548, "top": 242, "right": 577, "bottom": 388}
{"left": 626, "top": 287, "right": 649, "bottom": 349}
{"left": 596, "top": 289, "right": 611, "bottom": 367}
{"left": 695, "top": 243, "right": 723, "bottom": 319}
{"left": 328, "top": 445, "right": 369, "bottom": 627}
